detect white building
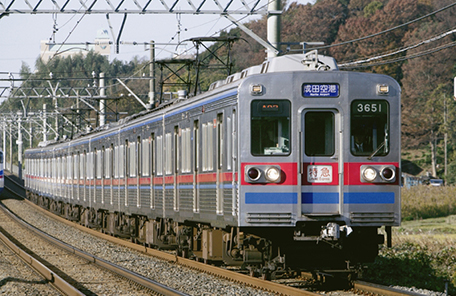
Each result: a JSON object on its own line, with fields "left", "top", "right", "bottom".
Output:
{"left": 40, "top": 29, "right": 111, "bottom": 62}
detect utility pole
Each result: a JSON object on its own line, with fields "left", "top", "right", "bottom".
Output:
{"left": 9, "top": 123, "right": 12, "bottom": 172}
{"left": 100, "top": 73, "right": 106, "bottom": 127}
{"left": 43, "top": 104, "right": 47, "bottom": 143}
{"left": 149, "top": 40, "right": 156, "bottom": 108}
{"left": 267, "top": 0, "right": 281, "bottom": 59}
{"left": 2, "top": 119, "right": 5, "bottom": 167}
{"left": 17, "top": 113, "right": 22, "bottom": 179}
{"left": 29, "top": 119, "right": 33, "bottom": 149}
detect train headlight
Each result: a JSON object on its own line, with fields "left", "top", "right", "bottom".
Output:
{"left": 247, "top": 167, "right": 261, "bottom": 181}
{"left": 265, "top": 167, "right": 281, "bottom": 183}
{"left": 381, "top": 167, "right": 396, "bottom": 182}
{"left": 362, "top": 167, "right": 377, "bottom": 182}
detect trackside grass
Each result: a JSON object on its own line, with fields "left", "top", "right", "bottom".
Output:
{"left": 362, "top": 186, "right": 456, "bottom": 294}
{"left": 401, "top": 185, "right": 456, "bottom": 221}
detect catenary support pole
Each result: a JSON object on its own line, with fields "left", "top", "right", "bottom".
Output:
{"left": 267, "top": 0, "right": 280, "bottom": 59}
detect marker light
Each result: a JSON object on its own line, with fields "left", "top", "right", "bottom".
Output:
{"left": 250, "top": 84, "right": 264, "bottom": 96}
{"left": 377, "top": 84, "right": 389, "bottom": 95}
{"left": 381, "top": 167, "right": 395, "bottom": 182}
{"left": 362, "top": 167, "right": 377, "bottom": 182}
{"left": 247, "top": 167, "right": 261, "bottom": 181}
{"left": 265, "top": 167, "right": 281, "bottom": 182}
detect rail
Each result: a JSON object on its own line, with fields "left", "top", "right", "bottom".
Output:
{"left": 0, "top": 206, "right": 84, "bottom": 296}
{"left": 4, "top": 173, "right": 421, "bottom": 296}
{"left": 1, "top": 181, "right": 189, "bottom": 296}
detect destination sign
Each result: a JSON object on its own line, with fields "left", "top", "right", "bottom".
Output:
{"left": 303, "top": 83, "right": 339, "bottom": 98}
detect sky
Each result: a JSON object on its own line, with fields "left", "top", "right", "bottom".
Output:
{"left": 0, "top": 0, "right": 315, "bottom": 79}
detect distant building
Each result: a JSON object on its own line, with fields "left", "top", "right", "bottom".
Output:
{"left": 40, "top": 29, "right": 111, "bottom": 62}
{"left": 401, "top": 173, "right": 423, "bottom": 188}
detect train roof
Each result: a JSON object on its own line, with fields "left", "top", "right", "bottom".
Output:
{"left": 209, "top": 51, "right": 338, "bottom": 90}
{"left": 33, "top": 51, "right": 338, "bottom": 149}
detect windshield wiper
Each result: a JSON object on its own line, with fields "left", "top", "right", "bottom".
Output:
{"left": 368, "top": 141, "right": 385, "bottom": 160}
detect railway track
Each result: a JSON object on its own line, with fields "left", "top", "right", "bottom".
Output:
{"left": 3, "top": 172, "right": 421, "bottom": 296}
{"left": 2, "top": 174, "right": 189, "bottom": 296}
{"left": 0, "top": 217, "right": 80, "bottom": 295}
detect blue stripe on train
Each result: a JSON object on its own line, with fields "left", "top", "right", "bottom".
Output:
{"left": 245, "top": 192, "right": 297, "bottom": 204}
{"left": 245, "top": 192, "right": 395, "bottom": 204}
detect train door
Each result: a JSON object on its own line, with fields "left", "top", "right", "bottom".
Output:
{"left": 150, "top": 134, "right": 155, "bottom": 210}
{"left": 136, "top": 137, "right": 141, "bottom": 208}
{"left": 231, "top": 109, "right": 238, "bottom": 217}
{"left": 193, "top": 120, "right": 199, "bottom": 213}
{"left": 216, "top": 113, "right": 223, "bottom": 215}
{"left": 174, "top": 126, "right": 179, "bottom": 212}
{"left": 300, "top": 109, "right": 342, "bottom": 216}
{"left": 108, "top": 144, "right": 114, "bottom": 206}
{"left": 82, "top": 151, "right": 86, "bottom": 202}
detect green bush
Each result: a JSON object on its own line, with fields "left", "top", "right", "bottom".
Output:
{"left": 363, "top": 243, "right": 456, "bottom": 294}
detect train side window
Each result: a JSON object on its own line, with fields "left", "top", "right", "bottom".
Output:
{"left": 74, "top": 154, "right": 79, "bottom": 180}
{"left": 142, "top": 138, "right": 150, "bottom": 177}
{"left": 129, "top": 141, "right": 137, "bottom": 177}
{"left": 350, "top": 100, "right": 389, "bottom": 156}
{"left": 305, "top": 112, "right": 335, "bottom": 156}
{"left": 251, "top": 100, "right": 291, "bottom": 156}
{"left": 68, "top": 155, "right": 73, "bottom": 180}
{"left": 80, "top": 153, "right": 85, "bottom": 179}
{"left": 48, "top": 158, "right": 51, "bottom": 179}
{"left": 119, "top": 145, "right": 125, "bottom": 178}
{"left": 165, "top": 133, "right": 172, "bottom": 175}
{"left": 104, "top": 149, "right": 107, "bottom": 179}
{"left": 217, "top": 113, "right": 223, "bottom": 170}
{"left": 62, "top": 156, "right": 66, "bottom": 180}
{"left": 227, "top": 116, "right": 231, "bottom": 171}
{"left": 0, "top": 151, "right": 3, "bottom": 163}
{"left": 104, "top": 146, "right": 112, "bottom": 179}
{"left": 202, "top": 122, "right": 214, "bottom": 171}
{"left": 137, "top": 137, "right": 141, "bottom": 177}
{"left": 97, "top": 149, "right": 103, "bottom": 179}
{"left": 114, "top": 146, "right": 119, "bottom": 178}
{"left": 88, "top": 152, "right": 94, "bottom": 180}
{"left": 202, "top": 123, "right": 207, "bottom": 170}
{"left": 56, "top": 157, "right": 60, "bottom": 180}
{"left": 156, "top": 136, "right": 163, "bottom": 176}
{"left": 182, "top": 128, "right": 191, "bottom": 173}
{"left": 53, "top": 158, "right": 57, "bottom": 179}
{"left": 193, "top": 121, "right": 199, "bottom": 172}
{"left": 150, "top": 134, "right": 155, "bottom": 176}
{"left": 174, "top": 126, "right": 179, "bottom": 174}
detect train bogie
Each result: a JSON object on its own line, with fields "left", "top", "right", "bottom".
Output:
{"left": 24, "top": 52, "right": 401, "bottom": 275}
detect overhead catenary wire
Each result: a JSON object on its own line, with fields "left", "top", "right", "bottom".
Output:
{"left": 338, "top": 26, "right": 456, "bottom": 68}
{"left": 102, "top": 0, "right": 268, "bottom": 90}
{"left": 314, "top": 1, "right": 456, "bottom": 51}
{"left": 8, "top": 0, "right": 456, "bottom": 88}
{"left": 339, "top": 39, "right": 456, "bottom": 69}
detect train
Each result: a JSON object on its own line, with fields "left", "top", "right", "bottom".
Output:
{"left": 24, "top": 51, "right": 401, "bottom": 279}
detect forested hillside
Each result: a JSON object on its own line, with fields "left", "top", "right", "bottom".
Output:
{"left": 3, "top": 0, "right": 456, "bottom": 181}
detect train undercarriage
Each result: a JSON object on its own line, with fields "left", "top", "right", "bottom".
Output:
{"left": 27, "top": 192, "right": 384, "bottom": 280}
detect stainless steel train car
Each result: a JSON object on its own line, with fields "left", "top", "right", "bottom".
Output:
{"left": 24, "top": 51, "right": 401, "bottom": 277}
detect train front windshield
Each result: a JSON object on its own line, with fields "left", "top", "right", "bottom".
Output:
{"left": 251, "top": 100, "right": 291, "bottom": 156}
{"left": 351, "top": 100, "right": 389, "bottom": 156}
